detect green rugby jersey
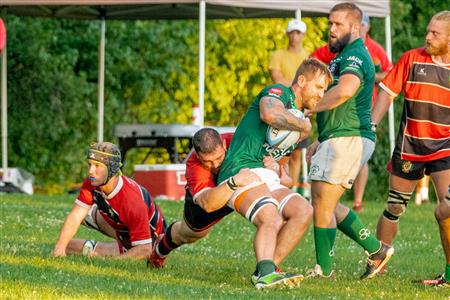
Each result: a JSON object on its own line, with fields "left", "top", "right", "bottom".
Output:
{"left": 218, "top": 84, "right": 299, "bottom": 183}
{"left": 317, "top": 38, "right": 375, "bottom": 142}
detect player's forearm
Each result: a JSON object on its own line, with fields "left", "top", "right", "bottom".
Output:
{"left": 279, "top": 163, "right": 293, "bottom": 187}
{"left": 54, "top": 215, "right": 82, "bottom": 253}
{"left": 372, "top": 89, "right": 395, "bottom": 125}
{"left": 267, "top": 108, "right": 309, "bottom": 132}
{"left": 196, "top": 183, "right": 234, "bottom": 213}
{"left": 312, "top": 74, "right": 360, "bottom": 113}
{"left": 260, "top": 97, "right": 309, "bottom": 132}
{"left": 312, "top": 84, "right": 351, "bottom": 113}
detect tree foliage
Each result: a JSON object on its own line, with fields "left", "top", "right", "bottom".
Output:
{"left": 2, "top": 0, "right": 444, "bottom": 194}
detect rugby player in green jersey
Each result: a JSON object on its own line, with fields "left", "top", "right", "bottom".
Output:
{"left": 305, "top": 3, "right": 393, "bottom": 279}
{"left": 218, "top": 58, "right": 332, "bottom": 289}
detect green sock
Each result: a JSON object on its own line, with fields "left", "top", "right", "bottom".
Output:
{"left": 314, "top": 227, "right": 336, "bottom": 276}
{"left": 337, "top": 210, "right": 381, "bottom": 254}
{"left": 256, "top": 260, "right": 276, "bottom": 277}
{"left": 444, "top": 264, "right": 450, "bottom": 281}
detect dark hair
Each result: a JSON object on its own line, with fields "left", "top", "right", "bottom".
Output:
{"left": 330, "top": 2, "right": 363, "bottom": 24}
{"left": 292, "top": 58, "right": 333, "bottom": 85}
{"left": 193, "top": 128, "right": 223, "bottom": 154}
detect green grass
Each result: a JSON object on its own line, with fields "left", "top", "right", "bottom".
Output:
{"left": 0, "top": 194, "right": 448, "bottom": 299}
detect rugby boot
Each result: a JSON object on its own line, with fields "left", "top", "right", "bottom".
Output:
{"left": 360, "top": 242, "right": 394, "bottom": 279}
{"left": 412, "top": 274, "right": 449, "bottom": 288}
{"left": 305, "top": 264, "right": 336, "bottom": 279}
{"left": 254, "top": 271, "right": 302, "bottom": 289}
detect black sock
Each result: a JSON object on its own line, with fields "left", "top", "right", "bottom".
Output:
{"left": 156, "top": 222, "right": 180, "bottom": 256}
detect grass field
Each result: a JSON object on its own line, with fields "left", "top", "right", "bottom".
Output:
{"left": 1, "top": 194, "right": 448, "bottom": 299}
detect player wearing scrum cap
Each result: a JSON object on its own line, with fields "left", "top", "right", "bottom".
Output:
{"left": 217, "top": 58, "right": 331, "bottom": 289}
{"left": 52, "top": 142, "right": 166, "bottom": 260}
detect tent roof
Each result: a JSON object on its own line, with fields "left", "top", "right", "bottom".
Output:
{"left": 2, "top": 1, "right": 390, "bottom": 19}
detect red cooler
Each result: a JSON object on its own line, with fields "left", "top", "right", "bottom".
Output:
{"left": 133, "top": 164, "right": 186, "bottom": 201}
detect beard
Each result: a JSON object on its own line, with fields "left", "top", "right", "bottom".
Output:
{"left": 329, "top": 32, "right": 351, "bottom": 53}
{"left": 425, "top": 41, "right": 448, "bottom": 56}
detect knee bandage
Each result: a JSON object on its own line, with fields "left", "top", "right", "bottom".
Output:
{"left": 278, "top": 193, "right": 298, "bottom": 216}
{"left": 383, "top": 189, "right": 412, "bottom": 222}
{"left": 245, "top": 196, "right": 279, "bottom": 223}
{"left": 82, "top": 240, "right": 98, "bottom": 256}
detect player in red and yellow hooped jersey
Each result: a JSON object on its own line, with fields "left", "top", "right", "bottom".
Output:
{"left": 53, "top": 142, "right": 165, "bottom": 260}
{"left": 369, "top": 11, "right": 450, "bottom": 285}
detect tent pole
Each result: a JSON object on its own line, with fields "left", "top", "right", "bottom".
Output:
{"left": 385, "top": 15, "right": 395, "bottom": 154}
{"left": 98, "top": 16, "right": 105, "bottom": 143}
{"left": 198, "top": 0, "right": 205, "bottom": 127}
{"left": 1, "top": 17, "right": 7, "bottom": 182}
{"left": 295, "top": 8, "right": 308, "bottom": 194}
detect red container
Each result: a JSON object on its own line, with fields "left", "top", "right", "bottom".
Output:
{"left": 133, "top": 164, "right": 186, "bottom": 201}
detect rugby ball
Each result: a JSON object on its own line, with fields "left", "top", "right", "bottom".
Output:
{"left": 266, "top": 109, "right": 304, "bottom": 150}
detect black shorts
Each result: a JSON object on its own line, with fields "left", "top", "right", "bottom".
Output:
{"left": 387, "top": 152, "right": 450, "bottom": 180}
{"left": 183, "top": 190, "right": 233, "bottom": 232}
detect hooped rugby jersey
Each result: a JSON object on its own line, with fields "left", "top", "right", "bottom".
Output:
{"left": 76, "top": 176, "right": 165, "bottom": 249}
{"left": 379, "top": 48, "right": 450, "bottom": 161}
{"left": 185, "top": 133, "right": 233, "bottom": 202}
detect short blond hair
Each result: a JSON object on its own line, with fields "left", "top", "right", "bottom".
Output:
{"left": 431, "top": 10, "right": 450, "bottom": 23}
{"left": 430, "top": 10, "right": 450, "bottom": 32}
{"left": 292, "top": 58, "right": 332, "bottom": 86}
{"left": 430, "top": 11, "right": 450, "bottom": 32}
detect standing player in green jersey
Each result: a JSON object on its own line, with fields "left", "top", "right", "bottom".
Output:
{"left": 218, "top": 58, "right": 332, "bottom": 289}
{"left": 305, "top": 3, "right": 393, "bottom": 279}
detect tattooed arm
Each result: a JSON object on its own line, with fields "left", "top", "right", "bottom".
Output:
{"left": 259, "top": 96, "right": 311, "bottom": 138}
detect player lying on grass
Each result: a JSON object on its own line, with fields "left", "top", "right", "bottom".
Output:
{"left": 52, "top": 142, "right": 166, "bottom": 260}
{"left": 216, "top": 58, "right": 332, "bottom": 289}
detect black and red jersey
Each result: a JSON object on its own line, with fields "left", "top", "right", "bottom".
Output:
{"left": 185, "top": 133, "right": 233, "bottom": 201}
{"left": 76, "top": 176, "right": 165, "bottom": 249}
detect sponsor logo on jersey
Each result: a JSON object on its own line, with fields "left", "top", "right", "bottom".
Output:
{"left": 348, "top": 61, "right": 361, "bottom": 69}
{"left": 268, "top": 88, "right": 283, "bottom": 97}
{"left": 417, "top": 67, "right": 427, "bottom": 76}
{"left": 347, "top": 55, "right": 363, "bottom": 65}
{"left": 263, "top": 143, "right": 296, "bottom": 161}
{"left": 329, "top": 63, "right": 338, "bottom": 73}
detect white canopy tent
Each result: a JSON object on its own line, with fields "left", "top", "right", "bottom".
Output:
{"left": 1, "top": 0, "right": 393, "bottom": 182}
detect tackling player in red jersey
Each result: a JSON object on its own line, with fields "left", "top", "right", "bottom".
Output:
{"left": 148, "top": 129, "right": 262, "bottom": 268}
